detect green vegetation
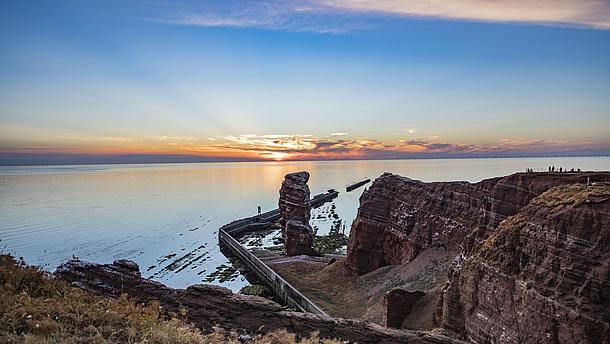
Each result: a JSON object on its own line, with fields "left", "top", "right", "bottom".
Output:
{"left": 0, "top": 255, "right": 341, "bottom": 343}
{"left": 239, "top": 284, "right": 272, "bottom": 298}
{"left": 314, "top": 234, "right": 348, "bottom": 254}
{"left": 313, "top": 217, "right": 349, "bottom": 255}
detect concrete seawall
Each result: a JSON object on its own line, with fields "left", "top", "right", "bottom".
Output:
{"left": 346, "top": 178, "right": 371, "bottom": 192}
{"left": 218, "top": 190, "right": 338, "bottom": 318}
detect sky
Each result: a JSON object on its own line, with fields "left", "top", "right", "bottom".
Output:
{"left": 1, "top": 0, "right": 609, "bottom": 165}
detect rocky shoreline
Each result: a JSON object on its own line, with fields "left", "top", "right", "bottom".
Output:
{"left": 55, "top": 258, "right": 461, "bottom": 344}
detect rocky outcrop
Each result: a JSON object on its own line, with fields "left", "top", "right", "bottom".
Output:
{"left": 55, "top": 259, "right": 462, "bottom": 344}
{"left": 283, "top": 220, "right": 318, "bottom": 256}
{"left": 279, "top": 171, "right": 319, "bottom": 256}
{"left": 347, "top": 172, "right": 609, "bottom": 275}
{"left": 439, "top": 184, "right": 610, "bottom": 343}
{"left": 384, "top": 289, "right": 426, "bottom": 328}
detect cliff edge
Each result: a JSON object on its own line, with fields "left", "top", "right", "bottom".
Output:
{"left": 347, "top": 172, "right": 608, "bottom": 275}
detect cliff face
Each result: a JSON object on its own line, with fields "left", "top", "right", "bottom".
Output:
{"left": 345, "top": 171, "right": 610, "bottom": 342}
{"left": 346, "top": 172, "right": 607, "bottom": 275}
{"left": 440, "top": 184, "right": 610, "bottom": 343}
{"left": 279, "top": 171, "right": 319, "bottom": 256}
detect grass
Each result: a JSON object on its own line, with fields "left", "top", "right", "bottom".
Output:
{"left": 531, "top": 184, "right": 610, "bottom": 210}
{"left": 239, "top": 284, "right": 273, "bottom": 297}
{"left": 481, "top": 215, "right": 527, "bottom": 251}
{"left": 0, "top": 254, "right": 341, "bottom": 343}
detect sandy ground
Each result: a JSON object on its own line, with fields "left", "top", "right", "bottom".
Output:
{"left": 256, "top": 248, "right": 458, "bottom": 330}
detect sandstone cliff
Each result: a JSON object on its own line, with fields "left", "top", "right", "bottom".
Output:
{"left": 347, "top": 172, "right": 608, "bottom": 275}
{"left": 344, "top": 171, "right": 609, "bottom": 342}
{"left": 439, "top": 184, "right": 610, "bottom": 343}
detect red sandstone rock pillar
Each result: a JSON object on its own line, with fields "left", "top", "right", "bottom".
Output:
{"left": 279, "top": 171, "right": 319, "bottom": 256}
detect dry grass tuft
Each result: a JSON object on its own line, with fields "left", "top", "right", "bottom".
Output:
{"left": 481, "top": 215, "right": 526, "bottom": 250}
{"left": 0, "top": 255, "right": 340, "bottom": 343}
{"left": 531, "top": 184, "right": 610, "bottom": 210}
{"left": 481, "top": 184, "right": 610, "bottom": 251}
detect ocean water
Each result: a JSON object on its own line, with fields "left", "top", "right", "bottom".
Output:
{"left": 1, "top": 157, "right": 608, "bottom": 291}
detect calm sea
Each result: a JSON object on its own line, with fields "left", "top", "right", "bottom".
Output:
{"left": 1, "top": 157, "right": 608, "bottom": 291}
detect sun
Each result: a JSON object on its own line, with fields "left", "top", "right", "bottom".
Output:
{"left": 263, "top": 151, "right": 291, "bottom": 161}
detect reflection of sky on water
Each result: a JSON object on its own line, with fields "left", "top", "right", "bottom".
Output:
{"left": 1, "top": 157, "right": 608, "bottom": 291}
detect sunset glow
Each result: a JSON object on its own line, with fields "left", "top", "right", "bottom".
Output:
{"left": 1, "top": 1, "right": 609, "bottom": 165}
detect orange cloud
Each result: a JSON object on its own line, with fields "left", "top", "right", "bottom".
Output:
{"left": 1, "top": 133, "right": 609, "bottom": 163}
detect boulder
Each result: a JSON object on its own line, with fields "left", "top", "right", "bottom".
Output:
{"left": 284, "top": 220, "right": 319, "bottom": 256}
{"left": 384, "top": 289, "right": 426, "bottom": 328}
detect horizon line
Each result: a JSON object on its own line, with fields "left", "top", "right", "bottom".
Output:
{"left": 1, "top": 153, "right": 608, "bottom": 167}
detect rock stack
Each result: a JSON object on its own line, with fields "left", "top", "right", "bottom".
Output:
{"left": 278, "top": 171, "right": 319, "bottom": 256}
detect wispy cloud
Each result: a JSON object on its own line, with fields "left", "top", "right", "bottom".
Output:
{"left": 330, "top": 132, "right": 348, "bottom": 136}
{"left": 162, "top": 16, "right": 267, "bottom": 28}
{"left": 148, "top": 0, "right": 610, "bottom": 32}
{"left": 149, "top": 0, "right": 367, "bottom": 33}
{"left": 327, "top": 0, "right": 610, "bottom": 29}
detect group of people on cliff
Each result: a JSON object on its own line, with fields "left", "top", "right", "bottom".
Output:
{"left": 525, "top": 166, "right": 582, "bottom": 173}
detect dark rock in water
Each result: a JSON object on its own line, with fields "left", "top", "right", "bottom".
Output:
{"left": 55, "top": 259, "right": 462, "bottom": 344}
{"left": 113, "top": 259, "right": 141, "bottom": 276}
{"left": 346, "top": 172, "right": 610, "bottom": 275}
{"left": 384, "top": 289, "right": 426, "bottom": 329}
{"left": 439, "top": 184, "right": 610, "bottom": 343}
{"left": 279, "top": 171, "right": 318, "bottom": 256}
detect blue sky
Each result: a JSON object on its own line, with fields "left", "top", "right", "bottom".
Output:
{"left": 1, "top": 0, "right": 609, "bottom": 164}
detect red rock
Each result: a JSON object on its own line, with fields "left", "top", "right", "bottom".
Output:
{"left": 439, "top": 184, "right": 610, "bottom": 343}
{"left": 346, "top": 172, "right": 609, "bottom": 275}
{"left": 279, "top": 171, "right": 311, "bottom": 226}
{"left": 279, "top": 171, "right": 318, "bottom": 256}
{"left": 55, "top": 259, "right": 462, "bottom": 344}
{"left": 384, "top": 289, "right": 426, "bottom": 328}
{"left": 283, "top": 220, "right": 319, "bottom": 256}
